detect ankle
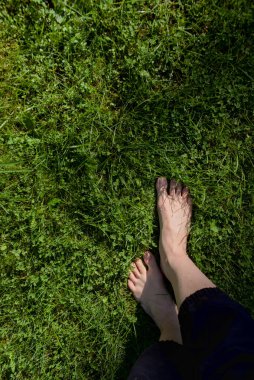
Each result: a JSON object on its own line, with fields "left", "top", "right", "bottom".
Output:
{"left": 161, "top": 243, "right": 187, "bottom": 262}
{"left": 159, "top": 327, "right": 182, "bottom": 344}
{"left": 167, "top": 251, "right": 188, "bottom": 268}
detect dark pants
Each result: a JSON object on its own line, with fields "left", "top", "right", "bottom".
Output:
{"left": 128, "top": 288, "right": 254, "bottom": 380}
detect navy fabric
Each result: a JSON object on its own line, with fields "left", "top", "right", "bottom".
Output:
{"left": 126, "top": 341, "right": 185, "bottom": 380}
{"left": 128, "top": 288, "right": 254, "bottom": 379}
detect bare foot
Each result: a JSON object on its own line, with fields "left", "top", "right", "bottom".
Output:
{"left": 128, "top": 251, "right": 182, "bottom": 343}
{"left": 156, "top": 177, "right": 192, "bottom": 278}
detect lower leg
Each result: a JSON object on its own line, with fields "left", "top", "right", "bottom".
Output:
{"left": 157, "top": 177, "right": 216, "bottom": 309}
{"left": 161, "top": 253, "right": 216, "bottom": 309}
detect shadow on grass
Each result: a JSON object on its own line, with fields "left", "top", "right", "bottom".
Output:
{"left": 116, "top": 307, "right": 159, "bottom": 380}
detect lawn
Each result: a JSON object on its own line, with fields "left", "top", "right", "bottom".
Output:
{"left": 0, "top": 0, "right": 254, "bottom": 379}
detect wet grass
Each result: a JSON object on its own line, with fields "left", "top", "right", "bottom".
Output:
{"left": 0, "top": 0, "right": 254, "bottom": 378}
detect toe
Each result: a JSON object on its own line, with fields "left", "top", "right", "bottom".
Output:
{"left": 175, "top": 181, "right": 182, "bottom": 196}
{"left": 156, "top": 177, "right": 168, "bottom": 196}
{"left": 144, "top": 251, "right": 156, "bottom": 268}
{"left": 187, "top": 195, "right": 193, "bottom": 210}
{"left": 129, "top": 272, "right": 137, "bottom": 284}
{"left": 169, "top": 179, "right": 177, "bottom": 197}
{"left": 181, "top": 186, "right": 192, "bottom": 214}
{"left": 181, "top": 186, "right": 189, "bottom": 198}
{"left": 131, "top": 263, "right": 141, "bottom": 278}
{"left": 157, "top": 177, "right": 169, "bottom": 208}
{"left": 128, "top": 279, "right": 136, "bottom": 292}
{"left": 135, "top": 259, "right": 146, "bottom": 275}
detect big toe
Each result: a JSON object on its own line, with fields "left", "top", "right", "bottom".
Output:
{"left": 156, "top": 177, "right": 168, "bottom": 196}
{"left": 144, "top": 251, "right": 158, "bottom": 270}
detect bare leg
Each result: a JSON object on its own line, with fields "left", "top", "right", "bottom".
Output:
{"left": 128, "top": 251, "right": 182, "bottom": 343}
{"left": 157, "top": 177, "right": 216, "bottom": 309}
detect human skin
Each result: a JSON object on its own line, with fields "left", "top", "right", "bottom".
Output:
{"left": 128, "top": 177, "right": 216, "bottom": 342}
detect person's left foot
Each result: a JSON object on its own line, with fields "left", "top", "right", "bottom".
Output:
{"left": 128, "top": 251, "right": 182, "bottom": 343}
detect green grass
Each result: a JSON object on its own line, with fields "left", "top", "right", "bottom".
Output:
{"left": 0, "top": 0, "right": 254, "bottom": 378}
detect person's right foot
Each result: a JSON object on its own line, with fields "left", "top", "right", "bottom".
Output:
{"left": 156, "top": 177, "right": 192, "bottom": 279}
